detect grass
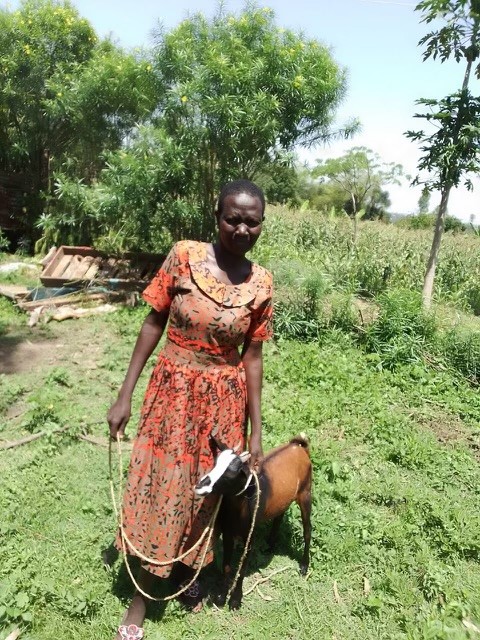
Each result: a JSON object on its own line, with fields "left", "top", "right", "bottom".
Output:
{"left": 1, "top": 211, "right": 480, "bottom": 639}
{"left": 1, "top": 308, "right": 480, "bottom": 639}
{"left": 254, "top": 207, "right": 480, "bottom": 316}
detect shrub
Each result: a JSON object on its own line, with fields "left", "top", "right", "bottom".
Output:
{"left": 364, "top": 289, "right": 437, "bottom": 369}
{"left": 440, "top": 327, "right": 480, "bottom": 385}
{"left": 396, "top": 213, "right": 435, "bottom": 230}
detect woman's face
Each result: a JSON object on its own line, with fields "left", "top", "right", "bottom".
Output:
{"left": 216, "top": 192, "right": 263, "bottom": 256}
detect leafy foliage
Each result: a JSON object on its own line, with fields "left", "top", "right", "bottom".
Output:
{"left": 43, "top": 6, "right": 352, "bottom": 250}
{"left": 39, "top": 126, "right": 198, "bottom": 252}
{"left": 406, "top": 91, "right": 480, "bottom": 191}
{"left": 364, "top": 290, "right": 437, "bottom": 369}
{"left": 312, "top": 147, "right": 403, "bottom": 219}
{"left": 0, "top": 0, "right": 157, "bottom": 239}
{"left": 406, "top": 0, "right": 480, "bottom": 306}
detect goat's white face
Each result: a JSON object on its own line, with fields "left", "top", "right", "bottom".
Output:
{"left": 195, "top": 450, "right": 250, "bottom": 496}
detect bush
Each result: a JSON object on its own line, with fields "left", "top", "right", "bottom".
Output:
{"left": 440, "top": 327, "right": 480, "bottom": 385}
{"left": 364, "top": 289, "right": 437, "bottom": 369}
{"left": 397, "top": 213, "right": 435, "bottom": 230}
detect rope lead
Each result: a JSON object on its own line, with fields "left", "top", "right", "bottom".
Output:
{"left": 109, "top": 435, "right": 260, "bottom": 603}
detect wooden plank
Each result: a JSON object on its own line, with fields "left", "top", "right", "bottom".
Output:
{"left": 18, "top": 292, "right": 110, "bottom": 311}
{"left": 62, "top": 254, "right": 85, "bottom": 281}
{"left": 40, "top": 246, "right": 164, "bottom": 289}
{"left": 84, "top": 256, "right": 102, "bottom": 280}
{"left": 98, "top": 257, "right": 118, "bottom": 278}
{"left": 72, "top": 255, "right": 96, "bottom": 279}
{"left": 53, "top": 254, "right": 72, "bottom": 278}
{"left": 0, "top": 284, "right": 30, "bottom": 300}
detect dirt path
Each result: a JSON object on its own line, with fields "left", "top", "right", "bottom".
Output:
{"left": 0, "top": 319, "right": 107, "bottom": 375}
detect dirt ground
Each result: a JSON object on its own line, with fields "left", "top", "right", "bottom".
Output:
{"left": 0, "top": 320, "right": 105, "bottom": 376}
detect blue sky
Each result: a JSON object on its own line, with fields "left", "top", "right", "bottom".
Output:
{"left": 4, "top": 0, "right": 479, "bottom": 220}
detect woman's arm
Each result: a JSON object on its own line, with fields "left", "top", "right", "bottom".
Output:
{"left": 107, "top": 308, "right": 169, "bottom": 439}
{"left": 241, "top": 338, "right": 264, "bottom": 468}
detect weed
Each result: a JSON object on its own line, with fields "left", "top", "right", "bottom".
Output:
{"left": 364, "top": 289, "right": 437, "bottom": 369}
{"left": 45, "top": 367, "right": 72, "bottom": 387}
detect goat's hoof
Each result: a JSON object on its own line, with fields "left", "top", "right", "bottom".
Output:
{"left": 299, "top": 564, "right": 308, "bottom": 576}
{"left": 213, "top": 592, "right": 227, "bottom": 608}
{"left": 228, "top": 597, "right": 242, "bottom": 610}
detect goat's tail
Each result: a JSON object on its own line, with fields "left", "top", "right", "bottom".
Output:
{"left": 290, "top": 433, "right": 309, "bottom": 451}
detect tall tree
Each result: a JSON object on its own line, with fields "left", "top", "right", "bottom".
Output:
{"left": 312, "top": 147, "right": 403, "bottom": 244}
{"left": 406, "top": 0, "right": 480, "bottom": 307}
{"left": 44, "top": 5, "right": 357, "bottom": 250}
{"left": 151, "top": 6, "right": 356, "bottom": 239}
{"left": 0, "top": 0, "right": 156, "bottom": 238}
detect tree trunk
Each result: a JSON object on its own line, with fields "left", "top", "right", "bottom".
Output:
{"left": 421, "top": 18, "right": 478, "bottom": 309}
{"left": 422, "top": 185, "right": 451, "bottom": 308}
{"left": 351, "top": 192, "right": 358, "bottom": 249}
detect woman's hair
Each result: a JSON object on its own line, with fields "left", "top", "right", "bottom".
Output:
{"left": 217, "top": 179, "right": 266, "bottom": 217}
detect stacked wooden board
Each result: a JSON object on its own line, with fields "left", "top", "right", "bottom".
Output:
{"left": 40, "top": 246, "right": 164, "bottom": 290}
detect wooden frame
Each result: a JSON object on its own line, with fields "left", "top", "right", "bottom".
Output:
{"left": 40, "top": 246, "right": 164, "bottom": 290}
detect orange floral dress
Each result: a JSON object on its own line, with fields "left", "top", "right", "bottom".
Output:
{"left": 117, "top": 240, "right": 273, "bottom": 577}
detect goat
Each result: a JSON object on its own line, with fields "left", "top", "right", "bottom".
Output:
{"left": 195, "top": 435, "right": 312, "bottom": 609}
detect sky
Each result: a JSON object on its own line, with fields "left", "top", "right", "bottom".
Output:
{"left": 3, "top": 0, "right": 480, "bottom": 221}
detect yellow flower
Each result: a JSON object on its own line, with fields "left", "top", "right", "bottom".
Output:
{"left": 293, "top": 75, "right": 304, "bottom": 88}
{"left": 57, "top": 92, "right": 62, "bottom": 97}
{"left": 181, "top": 95, "right": 188, "bottom": 103}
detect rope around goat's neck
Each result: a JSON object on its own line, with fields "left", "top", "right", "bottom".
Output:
{"left": 109, "top": 435, "right": 221, "bottom": 601}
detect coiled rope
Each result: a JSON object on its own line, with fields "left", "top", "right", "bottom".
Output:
{"left": 109, "top": 435, "right": 260, "bottom": 603}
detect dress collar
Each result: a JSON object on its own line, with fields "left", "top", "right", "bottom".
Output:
{"left": 188, "top": 242, "right": 257, "bottom": 307}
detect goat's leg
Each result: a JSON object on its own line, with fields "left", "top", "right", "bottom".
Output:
{"left": 228, "top": 526, "right": 255, "bottom": 610}
{"left": 298, "top": 489, "right": 312, "bottom": 575}
{"left": 266, "top": 513, "right": 284, "bottom": 553}
{"left": 215, "top": 530, "right": 234, "bottom": 607}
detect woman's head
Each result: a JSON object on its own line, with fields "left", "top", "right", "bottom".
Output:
{"left": 217, "top": 180, "right": 265, "bottom": 218}
{"left": 215, "top": 180, "right": 265, "bottom": 256}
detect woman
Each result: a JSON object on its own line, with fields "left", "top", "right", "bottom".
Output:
{"left": 108, "top": 179, "right": 273, "bottom": 640}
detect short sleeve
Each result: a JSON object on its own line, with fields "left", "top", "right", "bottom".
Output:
{"left": 142, "top": 243, "right": 182, "bottom": 312}
{"left": 247, "top": 270, "right": 274, "bottom": 342}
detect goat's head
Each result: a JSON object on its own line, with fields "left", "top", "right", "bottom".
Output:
{"left": 195, "top": 438, "right": 251, "bottom": 497}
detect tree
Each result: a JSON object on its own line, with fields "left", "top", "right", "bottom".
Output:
{"left": 150, "top": 6, "right": 355, "bottom": 239}
{"left": 417, "top": 186, "right": 431, "bottom": 214}
{"left": 38, "top": 5, "right": 355, "bottom": 251}
{"left": 312, "top": 147, "right": 403, "bottom": 243}
{"left": 405, "top": 0, "right": 480, "bottom": 307}
{"left": 0, "top": 0, "right": 156, "bottom": 241}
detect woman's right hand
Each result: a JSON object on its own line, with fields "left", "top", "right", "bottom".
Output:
{"left": 107, "top": 396, "right": 132, "bottom": 440}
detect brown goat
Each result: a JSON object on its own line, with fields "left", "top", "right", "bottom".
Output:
{"left": 195, "top": 435, "right": 312, "bottom": 609}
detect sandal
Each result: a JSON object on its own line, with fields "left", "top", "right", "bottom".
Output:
{"left": 177, "top": 579, "right": 203, "bottom": 612}
{"left": 118, "top": 624, "right": 144, "bottom": 639}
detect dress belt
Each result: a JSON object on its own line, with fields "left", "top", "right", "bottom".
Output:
{"left": 162, "top": 339, "right": 242, "bottom": 368}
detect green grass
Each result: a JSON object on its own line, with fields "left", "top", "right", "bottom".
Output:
{"left": 1, "top": 208, "right": 480, "bottom": 639}
{"left": 1, "top": 312, "right": 480, "bottom": 639}
{"left": 254, "top": 207, "right": 480, "bottom": 316}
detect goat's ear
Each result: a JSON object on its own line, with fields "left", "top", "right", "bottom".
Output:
{"left": 211, "top": 436, "right": 228, "bottom": 452}
{"left": 239, "top": 451, "right": 251, "bottom": 463}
